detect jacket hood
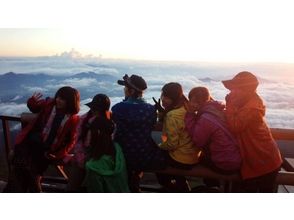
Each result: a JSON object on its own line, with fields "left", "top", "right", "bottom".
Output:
{"left": 166, "top": 106, "right": 186, "bottom": 119}
{"left": 243, "top": 93, "right": 265, "bottom": 116}
{"left": 85, "top": 143, "right": 126, "bottom": 176}
{"left": 199, "top": 100, "right": 226, "bottom": 121}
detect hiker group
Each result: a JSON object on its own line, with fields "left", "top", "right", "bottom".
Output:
{"left": 5, "top": 71, "right": 282, "bottom": 193}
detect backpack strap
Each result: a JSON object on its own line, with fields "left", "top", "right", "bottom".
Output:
{"left": 201, "top": 113, "right": 239, "bottom": 146}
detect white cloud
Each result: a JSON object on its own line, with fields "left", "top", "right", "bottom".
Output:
{"left": 1, "top": 56, "right": 294, "bottom": 129}
{"left": 45, "top": 83, "right": 68, "bottom": 90}
{"left": 93, "top": 67, "right": 119, "bottom": 75}
{"left": 62, "top": 78, "right": 97, "bottom": 88}
{"left": 266, "top": 109, "right": 294, "bottom": 129}
{"left": 11, "top": 95, "right": 23, "bottom": 101}
{"left": 0, "top": 54, "right": 120, "bottom": 76}
{"left": 0, "top": 102, "right": 28, "bottom": 116}
{"left": 259, "top": 83, "right": 294, "bottom": 109}
{"left": 22, "top": 86, "right": 48, "bottom": 93}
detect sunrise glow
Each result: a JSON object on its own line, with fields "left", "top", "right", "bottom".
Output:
{"left": 1, "top": 0, "right": 294, "bottom": 63}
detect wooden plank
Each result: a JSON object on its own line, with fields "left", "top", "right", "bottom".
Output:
{"left": 1, "top": 119, "right": 12, "bottom": 173}
{"left": 271, "top": 128, "right": 294, "bottom": 140}
{"left": 154, "top": 165, "right": 239, "bottom": 181}
{"left": 282, "top": 158, "right": 294, "bottom": 172}
{"left": 154, "top": 166, "right": 294, "bottom": 186}
{"left": 282, "top": 185, "right": 294, "bottom": 193}
{"left": 0, "top": 115, "right": 21, "bottom": 122}
{"left": 276, "top": 171, "right": 294, "bottom": 185}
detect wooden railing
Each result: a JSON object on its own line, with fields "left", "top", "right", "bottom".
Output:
{"left": 271, "top": 128, "right": 294, "bottom": 140}
{"left": 1, "top": 115, "right": 294, "bottom": 192}
{"left": 0, "top": 115, "right": 20, "bottom": 173}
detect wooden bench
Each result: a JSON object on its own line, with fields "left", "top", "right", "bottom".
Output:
{"left": 153, "top": 165, "right": 294, "bottom": 186}
{"left": 148, "top": 126, "right": 294, "bottom": 190}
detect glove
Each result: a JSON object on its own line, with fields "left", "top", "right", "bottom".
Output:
{"left": 152, "top": 97, "right": 164, "bottom": 112}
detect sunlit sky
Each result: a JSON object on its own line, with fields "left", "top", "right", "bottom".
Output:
{"left": 1, "top": 0, "right": 294, "bottom": 62}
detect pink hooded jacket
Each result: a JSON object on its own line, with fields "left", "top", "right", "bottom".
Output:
{"left": 185, "top": 101, "right": 241, "bottom": 171}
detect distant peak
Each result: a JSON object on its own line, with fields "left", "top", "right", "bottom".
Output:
{"left": 199, "top": 77, "right": 216, "bottom": 82}
{"left": 71, "top": 71, "right": 100, "bottom": 78}
{"left": 4, "top": 71, "right": 16, "bottom": 75}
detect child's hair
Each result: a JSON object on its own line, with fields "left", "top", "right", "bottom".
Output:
{"left": 188, "top": 87, "right": 211, "bottom": 104}
{"left": 161, "top": 82, "right": 188, "bottom": 112}
{"left": 89, "top": 117, "right": 115, "bottom": 160}
{"left": 54, "top": 86, "right": 80, "bottom": 114}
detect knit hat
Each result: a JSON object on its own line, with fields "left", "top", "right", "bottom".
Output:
{"left": 222, "top": 71, "right": 259, "bottom": 91}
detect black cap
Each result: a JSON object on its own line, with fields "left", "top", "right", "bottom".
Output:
{"left": 85, "top": 94, "right": 110, "bottom": 111}
{"left": 117, "top": 74, "right": 147, "bottom": 92}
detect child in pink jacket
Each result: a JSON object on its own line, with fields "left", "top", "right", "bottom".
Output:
{"left": 185, "top": 87, "right": 241, "bottom": 174}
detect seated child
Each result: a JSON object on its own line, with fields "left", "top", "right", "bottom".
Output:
{"left": 156, "top": 82, "right": 202, "bottom": 192}
{"left": 222, "top": 71, "right": 282, "bottom": 192}
{"left": 159, "top": 82, "right": 201, "bottom": 166}
{"left": 10, "top": 87, "right": 80, "bottom": 192}
{"left": 112, "top": 74, "right": 168, "bottom": 192}
{"left": 67, "top": 94, "right": 111, "bottom": 192}
{"left": 82, "top": 113, "right": 129, "bottom": 193}
{"left": 185, "top": 86, "right": 241, "bottom": 174}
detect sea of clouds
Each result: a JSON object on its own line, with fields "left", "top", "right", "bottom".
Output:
{"left": 0, "top": 51, "right": 294, "bottom": 129}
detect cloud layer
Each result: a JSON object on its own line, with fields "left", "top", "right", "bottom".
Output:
{"left": 0, "top": 56, "right": 294, "bottom": 129}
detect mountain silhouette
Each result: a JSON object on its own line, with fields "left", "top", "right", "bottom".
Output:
{"left": 72, "top": 71, "right": 117, "bottom": 81}
{"left": 0, "top": 72, "right": 119, "bottom": 102}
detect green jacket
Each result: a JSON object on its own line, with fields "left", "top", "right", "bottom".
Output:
{"left": 83, "top": 143, "right": 130, "bottom": 193}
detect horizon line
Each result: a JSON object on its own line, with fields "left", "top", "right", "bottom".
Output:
{"left": 1, "top": 54, "right": 294, "bottom": 65}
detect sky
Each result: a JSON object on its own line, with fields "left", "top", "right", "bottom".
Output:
{"left": 1, "top": 0, "right": 294, "bottom": 63}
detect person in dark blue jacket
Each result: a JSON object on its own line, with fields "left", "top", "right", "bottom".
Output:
{"left": 112, "top": 74, "right": 168, "bottom": 192}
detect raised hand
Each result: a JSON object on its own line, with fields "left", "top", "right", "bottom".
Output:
{"left": 152, "top": 97, "right": 164, "bottom": 112}
{"left": 32, "top": 92, "right": 43, "bottom": 102}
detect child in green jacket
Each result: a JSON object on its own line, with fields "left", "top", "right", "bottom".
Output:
{"left": 83, "top": 105, "right": 129, "bottom": 193}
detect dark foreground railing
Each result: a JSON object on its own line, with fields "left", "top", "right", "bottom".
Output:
{"left": 0, "top": 115, "right": 68, "bottom": 192}
{"left": 0, "top": 115, "right": 20, "bottom": 173}
{"left": 1, "top": 115, "right": 294, "bottom": 192}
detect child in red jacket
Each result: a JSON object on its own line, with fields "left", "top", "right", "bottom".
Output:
{"left": 223, "top": 71, "right": 282, "bottom": 192}
{"left": 11, "top": 86, "right": 80, "bottom": 192}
